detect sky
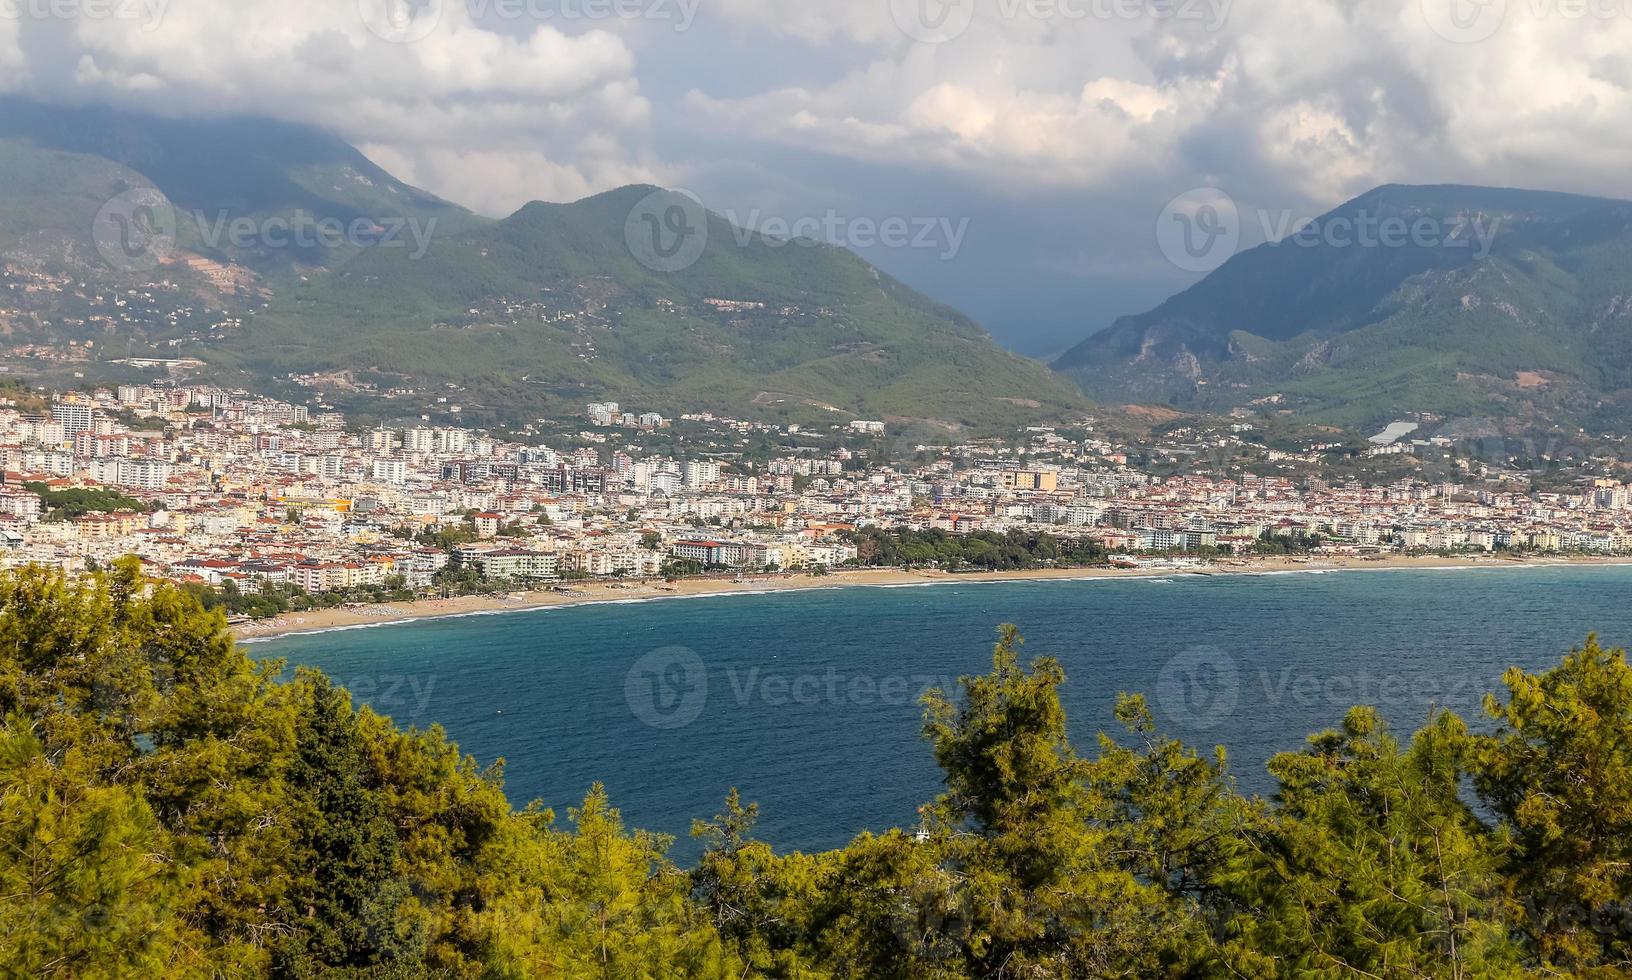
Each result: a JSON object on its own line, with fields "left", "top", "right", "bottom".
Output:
{"left": 4, "top": 0, "right": 1632, "bottom": 355}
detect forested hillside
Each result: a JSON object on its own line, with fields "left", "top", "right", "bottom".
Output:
{"left": 209, "top": 185, "right": 1086, "bottom": 430}
{"left": 1055, "top": 184, "right": 1632, "bottom": 433}
{"left": 3, "top": 564, "right": 1630, "bottom": 977}
{"left": 0, "top": 99, "right": 1083, "bottom": 431}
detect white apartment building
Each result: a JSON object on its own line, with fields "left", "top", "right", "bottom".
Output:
{"left": 372, "top": 459, "right": 408, "bottom": 485}
{"left": 683, "top": 460, "right": 721, "bottom": 487}
{"left": 405, "top": 428, "right": 435, "bottom": 453}
{"left": 51, "top": 402, "right": 94, "bottom": 437}
{"left": 0, "top": 490, "right": 42, "bottom": 521}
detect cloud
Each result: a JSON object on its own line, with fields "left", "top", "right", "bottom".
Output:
{"left": 360, "top": 143, "right": 661, "bottom": 217}
{"left": 702, "top": 0, "right": 908, "bottom": 45}
{"left": 0, "top": 0, "right": 659, "bottom": 215}
{"left": 0, "top": 16, "right": 20, "bottom": 88}
{"left": 689, "top": 0, "right": 1632, "bottom": 212}
{"left": 8, "top": 0, "right": 1632, "bottom": 353}
{"left": 14, "top": 0, "right": 1630, "bottom": 227}
{"left": 657, "top": 0, "right": 1632, "bottom": 349}
{"left": 684, "top": 58, "right": 1216, "bottom": 193}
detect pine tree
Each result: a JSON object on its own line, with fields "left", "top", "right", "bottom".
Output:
{"left": 275, "top": 673, "right": 416, "bottom": 973}
{"left": 0, "top": 726, "right": 190, "bottom": 977}
{"left": 1473, "top": 634, "right": 1632, "bottom": 970}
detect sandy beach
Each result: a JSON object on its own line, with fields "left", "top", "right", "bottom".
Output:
{"left": 231, "top": 554, "right": 1632, "bottom": 641}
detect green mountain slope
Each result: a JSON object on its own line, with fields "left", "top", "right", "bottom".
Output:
{"left": 0, "top": 98, "right": 479, "bottom": 275}
{"left": 208, "top": 186, "right": 1087, "bottom": 429}
{"left": 0, "top": 103, "right": 1078, "bottom": 429}
{"left": 0, "top": 138, "right": 152, "bottom": 266}
{"left": 0, "top": 102, "right": 482, "bottom": 387}
{"left": 1054, "top": 184, "right": 1632, "bottom": 430}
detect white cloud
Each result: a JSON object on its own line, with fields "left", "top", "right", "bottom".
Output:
{"left": 0, "top": 17, "right": 20, "bottom": 88}
{"left": 0, "top": 0, "right": 660, "bottom": 215}
{"left": 691, "top": 0, "right": 1632, "bottom": 210}
{"left": 685, "top": 55, "right": 1216, "bottom": 192}
{"left": 9, "top": 0, "right": 1632, "bottom": 266}
{"left": 703, "top": 0, "right": 907, "bottom": 45}
{"left": 361, "top": 143, "right": 662, "bottom": 216}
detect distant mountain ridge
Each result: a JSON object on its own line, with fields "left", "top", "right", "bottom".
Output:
{"left": 0, "top": 100, "right": 1082, "bottom": 430}
{"left": 209, "top": 184, "right": 1087, "bottom": 429}
{"left": 1054, "top": 183, "right": 1632, "bottom": 431}
{"left": 0, "top": 98, "right": 478, "bottom": 277}
{"left": 0, "top": 99, "right": 464, "bottom": 220}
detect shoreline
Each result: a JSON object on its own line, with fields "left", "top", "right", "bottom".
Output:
{"left": 234, "top": 554, "right": 1632, "bottom": 642}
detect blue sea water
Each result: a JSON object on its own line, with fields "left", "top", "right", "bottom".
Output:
{"left": 252, "top": 565, "right": 1632, "bottom": 857}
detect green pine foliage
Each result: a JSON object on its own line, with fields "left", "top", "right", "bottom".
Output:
{"left": 3, "top": 562, "right": 1632, "bottom": 976}
{"left": 20, "top": 483, "right": 147, "bottom": 521}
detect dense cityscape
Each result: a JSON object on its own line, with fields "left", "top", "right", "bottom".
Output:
{"left": 3, "top": 381, "right": 1631, "bottom": 627}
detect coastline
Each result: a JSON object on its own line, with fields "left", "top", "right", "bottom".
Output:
{"left": 233, "top": 554, "right": 1632, "bottom": 642}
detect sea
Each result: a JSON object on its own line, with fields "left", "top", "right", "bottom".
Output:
{"left": 251, "top": 564, "right": 1632, "bottom": 858}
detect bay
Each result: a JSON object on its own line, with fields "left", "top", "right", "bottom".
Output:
{"left": 253, "top": 565, "right": 1632, "bottom": 857}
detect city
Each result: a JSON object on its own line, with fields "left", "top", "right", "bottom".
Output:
{"left": 10, "top": 0, "right": 1632, "bottom": 973}
{"left": 5, "top": 382, "right": 1632, "bottom": 633}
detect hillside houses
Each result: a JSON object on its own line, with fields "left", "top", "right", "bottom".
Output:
{"left": 0, "top": 385, "right": 1628, "bottom": 610}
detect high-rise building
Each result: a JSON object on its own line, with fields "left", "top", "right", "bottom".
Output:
{"left": 683, "top": 460, "right": 721, "bottom": 487}
{"left": 372, "top": 459, "right": 408, "bottom": 485}
{"left": 51, "top": 402, "right": 94, "bottom": 437}
{"left": 405, "top": 428, "right": 435, "bottom": 453}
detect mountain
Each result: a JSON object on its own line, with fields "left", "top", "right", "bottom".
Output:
{"left": 0, "top": 98, "right": 478, "bottom": 277}
{"left": 1054, "top": 184, "right": 1632, "bottom": 432}
{"left": 0, "top": 101, "right": 1082, "bottom": 430}
{"left": 206, "top": 185, "right": 1087, "bottom": 429}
